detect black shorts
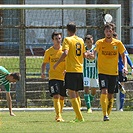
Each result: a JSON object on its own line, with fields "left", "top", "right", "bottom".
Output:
{"left": 49, "top": 79, "right": 67, "bottom": 97}
{"left": 65, "top": 72, "right": 84, "bottom": 91}
{"left": 98, "top": 74, "right": 118, "bottom": 94}
{"left": 118, "top": 71, "right": 127, "bottom": 82}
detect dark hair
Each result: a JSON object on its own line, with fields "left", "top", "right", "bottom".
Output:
{"left": 84, "top": 34, "right": 93, "bottom": 41}
{"left": 51, "top": 31, "right": 62, "bottom": 40}
{"left": 104, "top": 23, "right": 115, "bottom": 31}
{"left": 113, "top": 32, "right": 118, "bottom": 37}
{"left": 10, "top": 73, "right": 20, "bottom": 81}
{"left": 67, "top": 22, "right": 76, "bottom": 33}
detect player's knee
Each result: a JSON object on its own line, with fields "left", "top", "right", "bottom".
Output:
{"left": 101, "top": 88, "right": 108, "bottom": 94}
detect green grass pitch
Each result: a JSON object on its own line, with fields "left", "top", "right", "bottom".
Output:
{"left": 0, "top": 110, "right": 132, "bottom": 133}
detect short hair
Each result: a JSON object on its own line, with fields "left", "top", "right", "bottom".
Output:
{"left": 10, "top": 73, "right": 21, "bottom": 81}
{"left": 84, "top": 34, "right": 93, "bottom": 41}
{"left": 51, "top": 31, "right": 62, "bottom": 40}
{"left": 113, "top": 32, "right": 118, "bottom": 38}
{"left": 104, "top": 23, "right": 115, "bottom": 31}
{"left": 66, "top": 22, "right": 76, "bottom": 33}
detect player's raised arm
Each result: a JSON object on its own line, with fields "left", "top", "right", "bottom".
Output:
{"left": 53, "top": 49, "right": 68, "bottom": 70}
{"left": 84, "top": 48, "right": 97, "bottom": 60}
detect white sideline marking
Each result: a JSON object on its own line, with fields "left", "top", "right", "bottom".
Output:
{"left": 0, "top": 107, "right": 116, "bottom": 112}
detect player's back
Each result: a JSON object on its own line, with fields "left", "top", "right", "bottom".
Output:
{"left": 62, "top": 35, "right": 85, "bottom": 73}
{"left": 0, "top": 66, "right": 9, "bottom": 86}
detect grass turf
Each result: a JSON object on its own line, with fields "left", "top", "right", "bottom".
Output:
{"left": 0, "top": 110, "right": 132, "bottom": 133}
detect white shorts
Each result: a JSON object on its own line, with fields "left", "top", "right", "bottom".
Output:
{"left": 84, "top": 77, "right": 99, "bottom": 88}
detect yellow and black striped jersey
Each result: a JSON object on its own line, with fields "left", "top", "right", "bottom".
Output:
{"left": 43, "top": 46, "right": 65, "bottom": 80}
{"left": 95, "top": 38, "right": 126, "bottom": 75}
{"left": 62, "top": 35, "right": 85, "bottom": 73}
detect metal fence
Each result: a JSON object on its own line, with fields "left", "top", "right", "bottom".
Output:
{"left": 0, "top": 3, "right": 133, "bottom": 109}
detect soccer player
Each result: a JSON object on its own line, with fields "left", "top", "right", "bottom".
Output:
{"left": 41, "top": 32, "right": 67, "bottom": 122}
{"left": 90, "top": 23, "right": 128, "bottom": 121}
{"left": 83, "top": 35, "right": 99, "bottom": 113}
{"left": 0, "top": 66, "right": 20, "bottom": 116}
{"left": 113, "top": 32, "right": 133, "bottom": 111}
{"left": 53, "top": 22, "right": 89, "bottom": 122}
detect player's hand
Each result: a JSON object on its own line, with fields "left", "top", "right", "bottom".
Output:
{"left": 41, "top": 73, "right": 45, "bottom": 79}
{"left": 10, "top": 112, "right": 16, "bottom": 116}
{"left": 122, "top": 67, "right": 128, "bottom": 76}
{"left": 87, "top": 52, "right": 94, "bottom": 59}
{"left": 63, "top": 70, "right": 66, "bottom": 75}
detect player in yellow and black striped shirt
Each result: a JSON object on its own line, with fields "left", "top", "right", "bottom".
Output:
{"left": 41, "top": 32, "right": 67, "bottom": 122}
{"left": 94, "top": 23, "right": 128, "bottom": 121}
{"left": 54, "top": 22, "right": 90, "bottom": 122}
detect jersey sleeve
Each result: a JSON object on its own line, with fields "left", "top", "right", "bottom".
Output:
{"left": 5, "top": 83, "right": 10, "bottom": 92}
{"left": 118, "top": 41, "right": 126, "bottom": 54}
{"left": 62, "top": 38, "right": 70, "bottom": 51}
{"left": 43, "top": 50, "right": 50, "bottom": 63}
{"left": 0, "top": 66, "right": 10, "bottom": 75}
{"left": 95, "top": 41, "right": 99, "bottom": 52}
{"left": 82, "top": 43, "right": 85, "bottom": 53}
{"left": 126, "top": 55, "right": 133, "bottom": 68}
{"left": 124, "top": 50, "right": 129, "bottom": 55}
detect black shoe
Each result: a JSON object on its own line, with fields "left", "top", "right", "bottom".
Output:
{"left": 118, "top": 82, "right": 126, "bottom": 94}
{"left": 103, "top": 116, "right": 109, "bottom": 121}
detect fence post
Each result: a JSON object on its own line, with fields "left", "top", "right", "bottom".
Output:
{"left": 19, "top": 8, "right": 26, "bottom": 107}
{"left": 15, "top": 81, "right": 25, "bottom": 107}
